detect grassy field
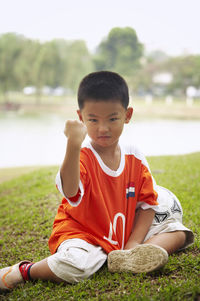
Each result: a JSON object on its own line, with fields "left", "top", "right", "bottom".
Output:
{"left": 0, "top": 153, "right": 199, "bottom": 300}
{"left": 0, "top": 166, "right": 42, "bottom": 184}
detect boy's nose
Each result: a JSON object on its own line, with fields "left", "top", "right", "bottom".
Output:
{"left": 98, "top": 123, "right": 109, "bottom": 133}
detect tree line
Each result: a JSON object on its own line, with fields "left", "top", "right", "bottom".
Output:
{"left": 0, "top": 27, "right": 200, "bottom": 98}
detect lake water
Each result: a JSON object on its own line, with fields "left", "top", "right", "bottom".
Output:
{"left": 0, "top": 114, "right": 200, "bottom": 168}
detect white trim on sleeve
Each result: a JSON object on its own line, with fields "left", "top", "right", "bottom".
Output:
{"left": 66, "top": 180, "right": 84, "bottom": 207}
{"left": 136, "top": 201, "right": 159, "bottom": 211}
{"left": 55, "top": 170, "right": 84, "bottom": 207}
{"left": 55, "top": 170, "right": 64, "bottom": 197}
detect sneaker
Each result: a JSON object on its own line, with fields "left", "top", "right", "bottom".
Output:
{"left": 108, "top": 244, "right": 168, "bottom": 273}
{"left": 0, "top": 260, "right": 31, "bottom": 290}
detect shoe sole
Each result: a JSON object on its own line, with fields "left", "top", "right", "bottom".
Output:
{"left": 108, "top": 244, "right": 168, "bottom": 273}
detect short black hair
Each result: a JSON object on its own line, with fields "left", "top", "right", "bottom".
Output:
{"left": 78, "top": 71, "right": 129, "bottom": 109}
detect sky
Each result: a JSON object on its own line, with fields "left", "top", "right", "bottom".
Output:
{"left": 0, "top": 0, "right": 200, "bottom": 56}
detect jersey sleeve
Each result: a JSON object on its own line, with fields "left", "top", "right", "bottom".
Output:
{"left": 55, "top": 160, "right": 89, "bottom": 207}
{"left": 136, "top": 163, "right": 159, "bottom": 210}
{"left": 135, "top": 150, "right": 159, "bottom": 211}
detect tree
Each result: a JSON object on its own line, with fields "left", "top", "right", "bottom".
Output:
{"left": 0, "top": 33, "right": 41, "bottom": 99}
{"left": 94, "top": 27, "right": 143, "bottom": 77}
{"left": 63, "top": 40, "right": 94, "bottom": 92}
{"left": 31, "top": 39, "right": 93, "bottom": 95}
{"left": 0, "top": 33, "right": 24, "bottom": 97}
{"left": 166, "top": 55, "right": 200, "bottom": 95}
{"left": 16, "top": 38, "right": 41, "bottom": 88}
{"left": 129, "top": 54, "right": 200, "bottom": 97}
{"left": 146, "top": 50, "right": 169, "bottom": 63}
{"left": 32, "top": 40, "right": 64, "bottom": 94}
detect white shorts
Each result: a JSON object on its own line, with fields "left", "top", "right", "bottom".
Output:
{"left": 144, "top": 186, "right": 194, "bottom": 249}
{"left": 47, "top": 238, "right": 107, "bottom": 283}
{"left": 48, "top": 186, "right": 194, "bottom": 283}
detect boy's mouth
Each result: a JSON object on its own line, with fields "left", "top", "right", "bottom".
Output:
{"left": 98, "top": 136, "right": 111, "bottom": 139}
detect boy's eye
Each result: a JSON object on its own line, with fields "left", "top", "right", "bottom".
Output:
{"left": 88, "top": 119, "right": 98, "bottom": 122}
{"left": 110, "top": 118, "right": 118, "bottom": 122}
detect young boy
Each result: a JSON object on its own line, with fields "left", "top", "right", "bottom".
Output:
{"left": 0, "top": 71, "right": 194, "bottom": 290}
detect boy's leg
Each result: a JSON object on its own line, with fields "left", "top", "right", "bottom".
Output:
{"left": 0, "top": 258, "right": 62, "bottom": 290}
{"left": 107, "top": 231, "right": 186, "bottom": 274}
{"left": 142, "top": 186, "right": 194, "bottom": 255}
{"left": 46, "top": 239, "right": 107, "bottom": 283}
{"left": 144, "top": 231, "right": 186, "bottom": 255}
{"left": 108, "top": 186, "right": 194, "bottom": 274}
{"left": 0, "top": 239, "right": 107, "bottom": 291}
{"left": 29, "top": 259, "right": 63, "bottom": 282}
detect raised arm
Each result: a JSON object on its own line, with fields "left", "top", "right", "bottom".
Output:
{"left": 60, "top": 120, "right": 87, "bottom": 198}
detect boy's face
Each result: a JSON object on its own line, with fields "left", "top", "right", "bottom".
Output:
{"left": 77, "top": 100, "right": 133, "bottom": 149}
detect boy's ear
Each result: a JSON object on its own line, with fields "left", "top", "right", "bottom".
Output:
{"left": 125, "top": 107, "right": 133, "bottom": 123}
{"left": 77, "top": 110, "right": 83, "bottom": 122}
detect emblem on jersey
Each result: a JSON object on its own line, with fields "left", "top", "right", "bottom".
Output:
{"left": 171, "top": 199, "right": 182, "bottom": 214}
{"left": 126, "top": 182, "right": 135, "bottom": 199}
{"left": 154, "top": 211, "right": 170, "bottom": 223}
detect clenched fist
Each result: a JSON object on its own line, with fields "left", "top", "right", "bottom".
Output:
{"left": 64, "top": 120, "right": 87, "bottom": 146}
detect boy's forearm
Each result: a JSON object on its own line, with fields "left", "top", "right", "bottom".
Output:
{"left": 60, "top": 138, "right": 81, "bottom": 198}
{"left": 124, "top": 208, "right": 155, "bottom": 250}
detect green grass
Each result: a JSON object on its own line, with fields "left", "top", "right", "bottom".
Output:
{"left": 0, "top": 153, "right": 200, "bottom": 300}
{"left": 0, "top": 166, "right": 42, "bottom": 184}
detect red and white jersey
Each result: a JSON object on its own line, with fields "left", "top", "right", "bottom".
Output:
{"left": 48, "top": 141, "right": 158, "bottom": 254}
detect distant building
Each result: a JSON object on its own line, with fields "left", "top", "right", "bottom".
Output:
{"left": 152, "top": 72, "right": 173, "bottom": 85}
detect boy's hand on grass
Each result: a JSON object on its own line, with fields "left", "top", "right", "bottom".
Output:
{"left": 64, "top": 120, "right": 87, "bottom": 146}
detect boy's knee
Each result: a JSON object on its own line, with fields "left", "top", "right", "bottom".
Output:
{"left": 177, "top": 230, "right": 186, "bottom": 240}
{"left": 176, "top": 231, "right": 187, "bottom": 248}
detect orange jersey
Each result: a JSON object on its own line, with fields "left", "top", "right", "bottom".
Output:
{"left": 48, "top": 142, "right": 158, "bottom": 254}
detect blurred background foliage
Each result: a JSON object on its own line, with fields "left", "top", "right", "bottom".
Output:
{"left": 0, "top": 26, "right": 200, "bottom": 101}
